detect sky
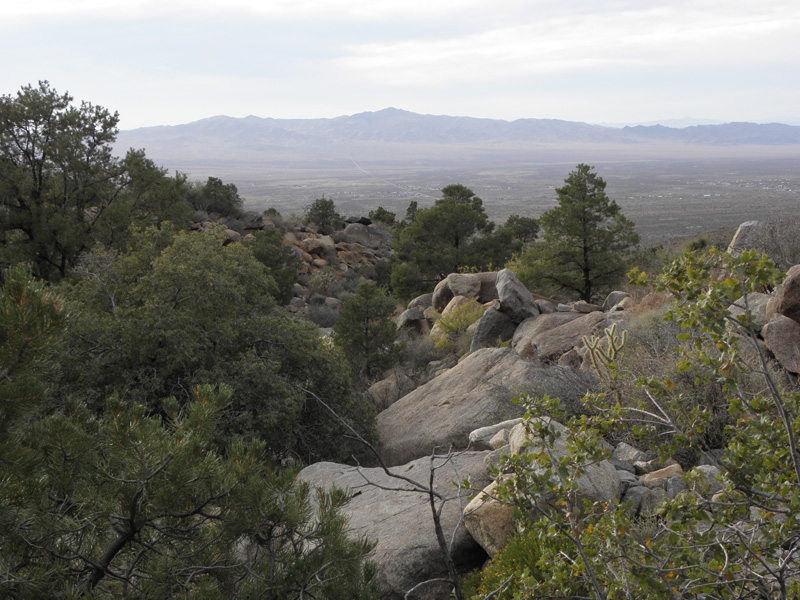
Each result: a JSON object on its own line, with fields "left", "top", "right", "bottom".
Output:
{"left": 2, "top": 0, "right": 799, "bottom": 130}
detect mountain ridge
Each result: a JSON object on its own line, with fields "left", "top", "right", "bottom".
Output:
{"left": 114, "top": 108, "right": 800, "bottom": 164}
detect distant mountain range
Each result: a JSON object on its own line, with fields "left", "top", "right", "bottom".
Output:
{"left": 115, "top": 108, "right": 800, "bottom": 164}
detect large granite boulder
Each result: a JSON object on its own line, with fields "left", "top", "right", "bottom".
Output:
{"left": 298, "top": 452, "right": 492, "bottom": 600}
{"left": 377, "top": 348, "right": 596, "bottom": 466}
{"left": 729, "top": 292, "right": 772, "bottom": 330}
{"left": 769, "top": 265, "right": 800, "bottom": 325}
{"left": 513, "top": 311, "right": 606, "bottom": 361}
{"left": 763, "top": 314, "right": 800, "bottom": 374}
{"left": 396, "top": 306, "right": 431, "bottom": 335}
{"left": 603, "top": 291, "right": 631, "bottom": 311}
{"left": 341, "top": 223, "right": 392, "bottom": 250}
{"left": 469, "top": 306, "right": 517, "bottom": 352}
{"left": 728, "top": 218, "right": 800, "bottom": 270}
{"left": 365, "top": 370, "right": 417, "bottom": 412}
{"left": 432, "top": 272, "right": 499, "bottom": 312}
{"left": 727, "top": 220, "right": 762, "bottom": 256}
{"left": 463, "top": 479, "right": 515, "bottom": 558}
{"left": 408, "top": 293, "right": 434, "bottom": 310}
{"left": 496, "top": 268, "right": 539, "bottom": 323}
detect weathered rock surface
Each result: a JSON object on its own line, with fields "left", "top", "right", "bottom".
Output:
{"left": 340, "top": 223, "right": 392, "bottom": 250}
{"left": 603, "top": 291, "right": 631, "bottom": 311}
{"left": 622, "top": 486, "right": 666, "bottom": 517}
{"left": 496, "top": 269, "right": 539, "bottom": 323}
{"left": 770, "top": 265, "right": 800, "bottom": 324}
{"left": 727, "top": 220, "right": 762, "bottom": 255}
{"left": 365, "top": 371, "right": 417, "bottom": 412}
{"left": 377, "top": 348, "right": 595, "bottom": 466}
{"left": 468, "top": 418, "right": 524, "bottom": 451}
{"left": 762, "top": 314, "right": 800, "bottom": 374}
{"left": 448, "top": 273, "right": 482, "bottom": 299}
{"left": 408, "top": 293, "right": 434, "bottom": 310}
{"left": 396, "top": 306, "right": 431, "bottom": 335}
{"left": 727, "top": 218, "right": 800, "bottom": 270}
{"left": 298, "top": 453, "right": 492, "bottom": 600}
{"left": 729, "top": 292, "right": 772, "bottom": 330}
{"left": 613, "top": 442, "right": 647, "bottom": 464}
{"left": 513, "top": 311, "right": 605, "bottom": 361}
{"left": 432, "top": 272, "right": 498, "bottom": 313}
{"left": 464, "top": 479, "right": 515, "bottom": 558}
{"left": 574, "top": 301, "right": 603, "bottom": 313}
{"left": 470, "top": 306, "right": 516, "bottom": 352}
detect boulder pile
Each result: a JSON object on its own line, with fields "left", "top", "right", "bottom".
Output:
{"left": 301, "top": 219, "right": 800, "bottom": 599}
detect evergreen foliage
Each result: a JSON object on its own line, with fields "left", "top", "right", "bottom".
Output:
{"left": 56, "top": 227, "right": 375, "bottom": 462}
{"left": 368, "top": 206, "right": 396, "bottom": 227}
{"left": 392, "top": 186, "right": 535, "bottom": 290}
{"left": 187, "top": 176, "right": 244, "bottom": 217}
{"left": 513, "top": 164, "right": 639, "bottom": 302}
{"left": 333, "top": 281, "right": 403, "bottom": 383}
{"left": 0, "top": 82, "right": 192, "bottom": 280}
{"left": 248, "top": 227, "right": 302, "bottom": 305}
{"left": 0, "top": 266, "right": 380, "bottom": 599}
{"left": 302, "top": 196, "right": 342, "bottom": 235}
{"left": 393, "top": 185, "right": 494, "bottom": 282}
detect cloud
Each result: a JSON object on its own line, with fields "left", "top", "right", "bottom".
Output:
{"left": 334, "top": 2, "right": 799, "bottom": 87}
{"left": 3, "top": 0, "right": 498, "bottom": 21}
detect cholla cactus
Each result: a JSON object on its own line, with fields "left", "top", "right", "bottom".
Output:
{"left": 582, "top": 323, "right": 626, "bottom": 381}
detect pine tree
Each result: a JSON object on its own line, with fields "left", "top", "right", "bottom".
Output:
{"left": 515, "top": 164, "right": 639, "bottom": 302}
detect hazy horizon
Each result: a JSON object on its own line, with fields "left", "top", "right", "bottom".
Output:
{"left": 120, "top": 108, "right": 800, "bottom": 132}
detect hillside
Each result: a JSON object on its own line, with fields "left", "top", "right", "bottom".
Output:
{"left": 115, "top": 109, "right": 800, "bottom": 164}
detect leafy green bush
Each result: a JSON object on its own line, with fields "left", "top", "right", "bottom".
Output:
{"left": 488, "top": 249, "right": 800, "bottom": 599}
{"left": 430, "top": 299, "right": 485, "bottom": 352}
{"left": 0, "top": 267, "right": 381, "bottom": 599}
{"left": 462, "top": 530, "right": 579, "bottom": 599}
{"left": 57, "top": 228, "right": 376, "bottom": 463}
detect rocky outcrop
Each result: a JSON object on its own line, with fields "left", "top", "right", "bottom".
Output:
{"left": 365, "top": 370, "right": 417, "bottom": 412}
{"left": 495, "top": 268, "right": 539, "bottom": 323}
{"left": 513, "top": 311, "right": 608, "bottom": 361}
{"left": 463, "top": 479, "right": 514, "bottom": 558}
{"left": 603, "top": 291, "right": 631, "bottom": 311}
{"left": 339, "top": 222, "right": 393, "bottom": 250}
{"left": 432, "top": 272, "right": 498, "bottom": 312}
{"left": 508, "top": 419, "right": 621, "bottom": 505}
{"left": 762, "top": 314, "right": 800, "bottom": 374}
{"left": 396, "top": 306, "right": 431, "bottom": 335}
{"left": 768, "top": 265, "right": 800, "bottom": 325}
{"left": 729, "top": 292, "right": 772, "bottom": 331}
{"left": 727, "top": 218, "right": 800, "bottom": 270}
{"left": 298, "top": 452, "right": 492, "bottom": 600}
{"left": 469, "top": 306, "right": 516, "bottom": 352}
{"left": 377, "top": 348, "right": 595, "bottom": 466}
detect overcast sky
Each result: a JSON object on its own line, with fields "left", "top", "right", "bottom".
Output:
{"left": 2, "top": 0, "right": 798, "bottom": 130}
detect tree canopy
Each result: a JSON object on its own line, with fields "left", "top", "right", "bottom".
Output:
{"left": 391, "top": 186, "right": 536, "bottom": 300}
{"left": 302, "top": 196, "right": 342, "bottom": 235}
{"left": 57, "top": 227, "right": 375, "bottom": 462}
{"left": 333, "top": 281, "right": 403, "bottom": 384}
{"left": 187, "top": 176, "right": 243, "bottom": 217}
{"left": 0, "top": 82, "right": 192, "bottom": 280}
{"left": 0, "top": 266, "right": 380, "bottom": 599}
{"left": 513, "top": 164, "right": 639, "bottom": 302}
{"left": 393, "top": 185, "right": 494, "bottom": 283}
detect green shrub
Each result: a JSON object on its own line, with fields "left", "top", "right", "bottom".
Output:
{"left": 462, "top": 530, "right": 583, "bottom": 599}
{"left": 492, "top": 249, "right": 800, "bottom": 599}
{"left": 430, "top": 299, "right": 485, "bottom": 351}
